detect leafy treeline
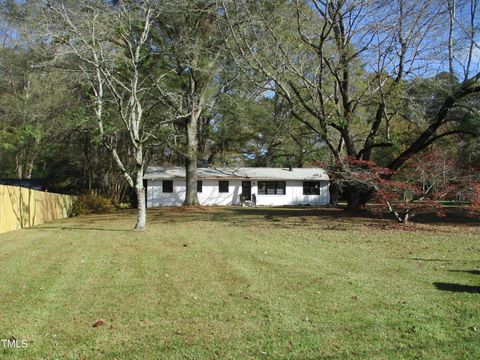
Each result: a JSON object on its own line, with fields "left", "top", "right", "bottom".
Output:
{"left": 0, "top": 0, "right": 479, "bottom": 229}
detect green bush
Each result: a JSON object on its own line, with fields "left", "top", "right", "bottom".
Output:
{"left": 70, "top": 193, "right": 116, "bottom": 216}
{"left": 118, "top": 202, "right": 131, "bottom": 209}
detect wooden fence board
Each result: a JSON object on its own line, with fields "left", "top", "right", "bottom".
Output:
{"left": 0, "top": 185, "right": 76, "bottom": 234}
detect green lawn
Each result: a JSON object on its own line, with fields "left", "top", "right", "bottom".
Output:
{"left": 0, "top": 207, "right": 479, "bottom": 359}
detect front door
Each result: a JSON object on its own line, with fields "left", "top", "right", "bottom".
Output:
{"left": 242, "top": 181, "right": 252, "bottom": 201}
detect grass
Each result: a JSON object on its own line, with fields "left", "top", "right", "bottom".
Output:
{"left": 0, "top": 207, "right": 479, "bottom": 359}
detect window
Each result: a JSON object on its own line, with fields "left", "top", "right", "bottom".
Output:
{"left": 163, "top": 180, "right": 173, "bottom": 193}
{"left": 219, "top": 180, "right": 229, "bottom": 193}
{"left": 303, "top": 181, "right": 320, "bottom": 195}
{"left": 258, "top": 181, "right": 286, "bottom": 195}
{"left": 197, "top": 180, "right": 203, "bottom": 193}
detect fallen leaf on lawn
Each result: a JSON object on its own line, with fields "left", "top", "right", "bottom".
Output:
{"left": 92, "top": 320, "right": 105, "bottom": 328}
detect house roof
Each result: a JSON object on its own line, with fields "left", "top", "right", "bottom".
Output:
{"left": 144, "top": 167, "right": 329, "bottom": 181}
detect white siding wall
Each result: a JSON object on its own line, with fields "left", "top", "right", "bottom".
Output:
{"left": 147, "top": 179, "right": 329, "bottom": 207}
{"left": 147, "top": 179, "right": 242, "bottom": 207}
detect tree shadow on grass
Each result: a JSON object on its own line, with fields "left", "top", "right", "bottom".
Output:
{"left": 23, "top": 206, "right": 480, "bottom": 233}
{"left": 146, "top": 206, "right": 381, "bottom": 230}
{"left": 433, "top": 282, "right": 480, "bottom": 294}
{"left": 401, "top": 257, "right": 480, "bottom": 263}
{"left": 29, "top": 226, "right": 131, "bottom": 232}
{"left": 411, "top": 211, "right": 480, "bottom": 226}
{"left": 145, "top": 206, "right": 480, "bottom": 230}
{"left": 33, "top": 207, "right": 365, "bottom": 232}
{"left": 448, "top": 270, "right": 480, "bottom": 275}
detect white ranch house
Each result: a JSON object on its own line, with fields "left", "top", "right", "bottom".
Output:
{"left": 145, "top": 167, "right": 330, "bottom": 207}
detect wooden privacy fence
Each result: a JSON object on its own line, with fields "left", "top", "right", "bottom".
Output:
{"left": 0, "top": 185, "right": 76, "bottom": 234}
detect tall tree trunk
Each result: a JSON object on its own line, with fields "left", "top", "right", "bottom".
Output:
{"left": 329, "top": 180, "right": 339, "bottom": 207}
{"left": 25, "top": 157, "right": 35, "bottom": 179}
{"left": 184, "top": 114, "right": 199, "bottom": 206}
{"left": 345, "top": 185, "right": 361, "bottom": 211}
{"left": 134, "top": 166, "right": 146, "bottom": 231}
{"left": 345, "top": 185, "right": 372, "bottom": 211}
{"left": 15, "top": 156, "right": 23, "bottom": 179}
{"left": 25, "top": 137, "right": 40, "bottom": 179}
{"left": 447, "top": 0, "right": 456, "bottom": 77}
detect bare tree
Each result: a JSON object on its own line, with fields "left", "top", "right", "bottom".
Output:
{"left": 447, "top": 0, "right": 480, "bottom": 81}
{"left": 223, "top": 0, "right": 480, "bottom": 210}
{"left": 44, "top": 0, "right": 171, "bottom": 230}
{"left": 387, "top": 0, "right": 480, "bottom": 171}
